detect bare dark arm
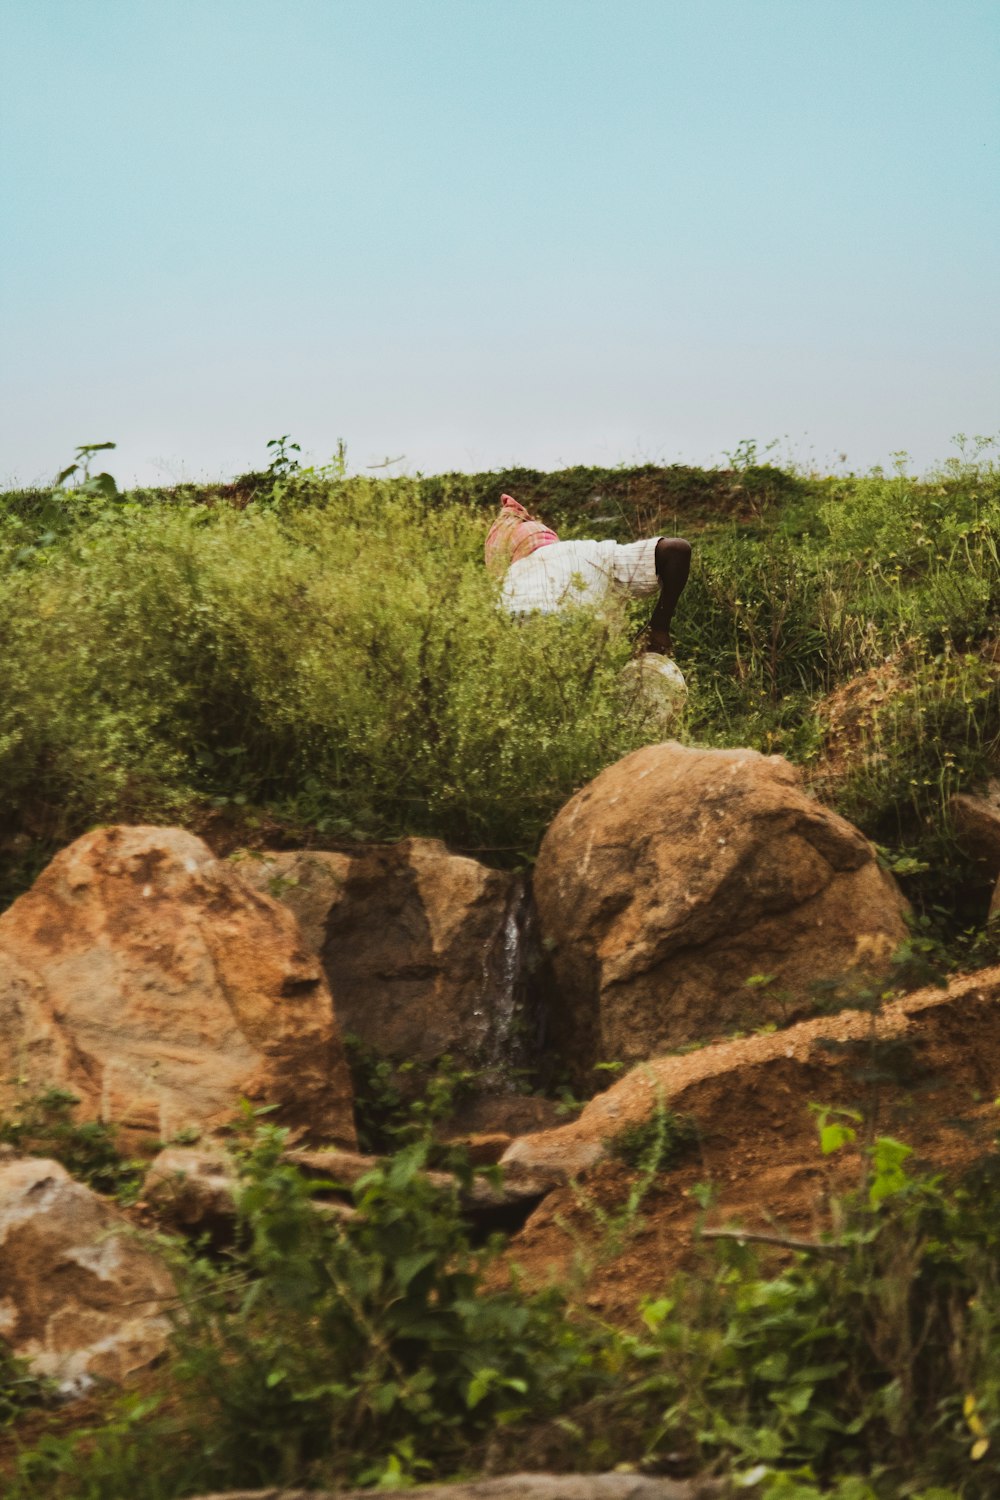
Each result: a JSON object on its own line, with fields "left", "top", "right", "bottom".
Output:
{"left": 646, "top": 536, "right": 692, "bottom": 654}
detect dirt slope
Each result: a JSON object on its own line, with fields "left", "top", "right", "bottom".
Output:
{"left": 500, "top": 967, "right": 1000, "bottom": 1316}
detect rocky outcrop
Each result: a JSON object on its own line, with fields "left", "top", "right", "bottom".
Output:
{"left": 501, "top": 965, "right": 1000, "bottom": 1185}
{"left": 238, "top": 840, "right": 532, "bottom": 1075}
{"left": 231, "top": 849, "right": 352, "bottom": 955}
{"left": 142, "top": 1146, "right": 242, "bottom": 1236}
{"left": 533, "top": 741, "right": 909, "bottom": 1070}
{"left": 0, "top": 827, "right": 355, "bottom": 1147}
{"left": 0, "top": 1156, "right": 173, "bottom": 1391}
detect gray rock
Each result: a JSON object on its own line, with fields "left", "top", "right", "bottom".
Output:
{"left": 188, "top": 1472, "right": 726, "bottom": 1500}
{"left": 0, "top": 1157, "right": 173, "bottom": 1389}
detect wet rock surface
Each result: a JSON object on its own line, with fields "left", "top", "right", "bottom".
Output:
{"left": 533, "top": 741, "right": 910, "bottom": 1070}
{"left": 0, "top": 826, "right": 355, "bottom": 1147}
{"left": 239, "top": 839, "right": 536, "bottom": 1078}
{"left": 0, "top": 1156, "right": 173, "bottom": 1391}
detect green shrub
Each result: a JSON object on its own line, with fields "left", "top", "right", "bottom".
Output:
{"left": 0, "top": 1089, "right": 144, "bottom": 1202}
{"left": 0, "top": 493, "right": 659, "bottom": 885}
{"left": 344, "top": 1037, "right": 482, "bottom": 1157}
{"left": 12, "top": 1123, "right": 1000, "bottom": 1499}
{"left": 0, "top": 1345, "right": 51, "bottom": 1431}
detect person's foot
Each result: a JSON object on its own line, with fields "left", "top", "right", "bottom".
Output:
{"left": 646, "top": 628, "right": 672, "bottom": 656}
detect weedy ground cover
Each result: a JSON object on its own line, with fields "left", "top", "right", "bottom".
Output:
{"left": 5, "top": 1119, "right": 1000, "bottom": 1500}
{"left": 1, "top": 449, "right": 998, "bottom": 952}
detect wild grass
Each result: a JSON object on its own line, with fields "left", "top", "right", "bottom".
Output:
{"left": 7, "top": 1121, "right": 1000, "bottom": 1499}
{"left": 1, "top": 450, "right": 998, "bottom": 940}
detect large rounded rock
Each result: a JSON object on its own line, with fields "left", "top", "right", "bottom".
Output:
{"left": 238, "top": 840, "right": 532, "bottom": 1075}
{"left": 533, "top": 741, "right": 909, "bottom": 1069}
{"left": 0, "top": 1156, "right": 173, "bottom": 1391}
{"left": 0, "top": 827, "right": 355, "bottom": 1147}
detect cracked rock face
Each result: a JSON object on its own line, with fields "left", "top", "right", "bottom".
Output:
{"left": 533, "top": 741, "right": 910, "bottom": 1070}
{"left": 0, "top": 826, "right": 355, "bottom": 1147}
{"left": 0, "top": 1157, "right": 174, "bottom": 1391}
{"left": 238, "top": 840, "right": 532, "bottom": 1078}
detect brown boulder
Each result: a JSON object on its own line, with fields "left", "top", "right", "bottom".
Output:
{"left": 231, "top": 849, "right": 351, "bottom": 955}
{"left": 0, "top": 1157, "right": 173, "bottom": 1391}
{"left": 0, "top": 827, "right": 355, "bottom": 1147}
{"left": 533, "top": 741, "right": 909, "bottom": 1069}
{"left": 238, "top": 840, "right": 532, "bottom": 1075}
{"left": 142, "top": 1145, "right": 240, "bottom": 1235}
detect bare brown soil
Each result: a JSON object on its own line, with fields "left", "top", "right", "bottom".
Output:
{"left": 498, "top": 968, "right": 1000, "bottom": 1319}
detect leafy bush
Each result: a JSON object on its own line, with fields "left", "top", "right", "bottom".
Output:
{"left": 344, "top": 1037, "right": 482, "bottom": 1156}
{"left": 2, "top": 451, "right": 999, "bottom": 939}
{"left": 8, "top": 1127, "right": 607, "bottom": 1496}
{"left": 0, "top": 490, "right": 658, "bottom": 887}
{"left": 0, "top": 1089, "right": 144, "bottom": 1201}
{"left": 11, "top": 1123, "right": 1000, "bottom": 1498}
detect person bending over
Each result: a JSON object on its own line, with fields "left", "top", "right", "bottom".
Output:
{"left": 485, "top": 494, "right": 691, "bottom": 654}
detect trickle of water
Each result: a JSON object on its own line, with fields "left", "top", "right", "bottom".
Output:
{"left": 477, "top": 876, "right": 540, "bottom": 1089}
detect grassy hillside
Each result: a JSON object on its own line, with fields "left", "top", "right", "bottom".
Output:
{"left": 3, "top": 448, "right": 1000, "bottom": 1499}
{"left": 2, "top": 451, "right": 998, "bottom": 953}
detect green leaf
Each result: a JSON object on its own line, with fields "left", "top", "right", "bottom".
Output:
{"left": 641, "top": 1296, "right": 674, "bottom": 1331}
{"left": 820, "top": 1122, "right": 856, "bottom": 1155}
{"left": 867, "top": 1136, "right": 914, "bottom": 1206}
{"left": 92, "top": 472, "right": 119, "bottom": 499}
{"left": 466, "top": 1367, "right": 497, "bottom": 1409}
{"left": 393, "top": 1250, "right": 436, "bottom": 1290}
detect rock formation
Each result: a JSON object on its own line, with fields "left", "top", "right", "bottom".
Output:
{"left": 500, "top": 968, "right": 1000, "bottom": 1184}
{"left": 237, "top": 840, "right": 532, "bottom": 1076}
{"left": 533, "top": 741, "right": 909, "bottom": 1069}
{"left": 0, "top": 1156, "right": 173, "bottom": 1391}
{"left": 0, "top": 826, "right": 355, "bottom": 1147}
{"left": 184, "top": 1474, "right": 723, "bottom": 1499}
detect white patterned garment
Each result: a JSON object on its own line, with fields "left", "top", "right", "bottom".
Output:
{"left": 499, "top": 537, "right": 660, "bottom": 616}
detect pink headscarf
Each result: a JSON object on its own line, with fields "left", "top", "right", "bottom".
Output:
{"left": 484, "top": 494, "right": 559, "bottom": 578}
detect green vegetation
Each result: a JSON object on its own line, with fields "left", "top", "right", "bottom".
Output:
{"left": 605, "top": 1097, "right": 700, "bottom": 1172}
{"left": 344, "top": 1037, "right": 483, "bottom": 1157}
{"left": 2, "top": 441, "right": 1000, "bottom": 1497}
{"left": 0, "top": 1347, "right": 51, "bottom": 1433}
{"left": 7, "top": 1121, "right": 1000, "bottom": 1499}
{"left": 0, "top": 1088, "right": 145, "bottom": 1201}
{"left": 2, "top": 444, "right": 998, "bottom": 947}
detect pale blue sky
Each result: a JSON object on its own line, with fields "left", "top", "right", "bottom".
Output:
{"left": 2, "top": 0, "right": 998, "bottom": 487}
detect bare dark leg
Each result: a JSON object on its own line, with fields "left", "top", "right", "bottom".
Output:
{"left": 646, "top": 537, "right": 692, "bottom": 654}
